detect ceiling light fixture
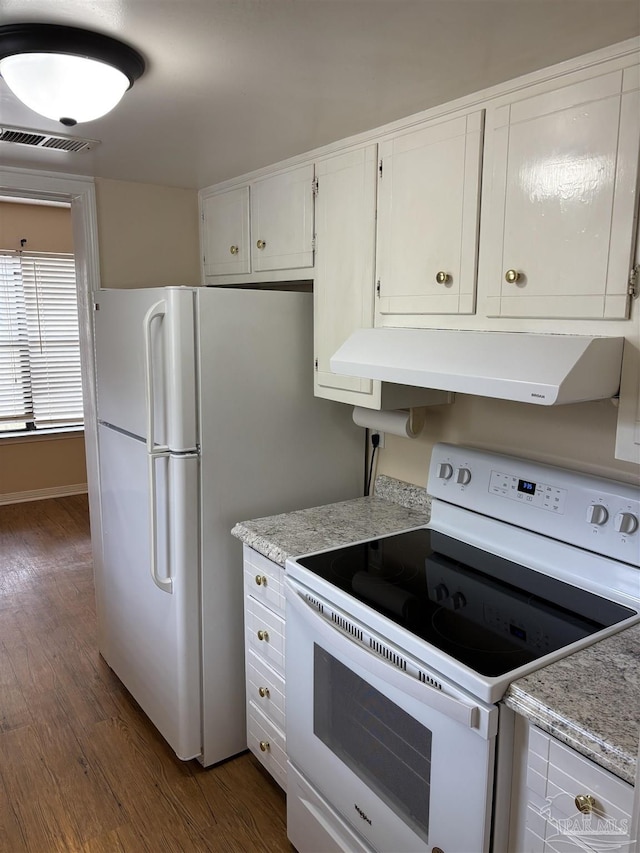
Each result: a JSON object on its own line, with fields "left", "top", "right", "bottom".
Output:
{"left": 0, "top": 23, "right": 145, "bottom": 126}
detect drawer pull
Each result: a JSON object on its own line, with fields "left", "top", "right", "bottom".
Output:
{"left": 259, "top": 740, "right": 270, "bottom": 752}
{"left": 257, "top": 629, "right": 269, "bottom": 641}
{"left": 255, "top": 574, "right": 267, "bottom": 586}
{"left": 575, "top": 794, "right": 596, "bottom": 814}
{"left": 505, "top": 268, "right": 521, "bottom": 284}
{"left": 229, "top": 245, "right": 239, "bottom": 255}
{"left": 435, "top": 271, "right": 451, "bottom": 284}
{"left": 256, "top": 239, "right": 266, "bottom": 250}
{"left": 258, "top": 686, "right": 270, "bottom": 698}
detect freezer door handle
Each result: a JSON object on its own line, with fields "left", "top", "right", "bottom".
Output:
{"left": 148, "top": 452, "right": 173, "bottom": 594}
{"left": 143, "top": 299, "right": 169, "bottom": 454}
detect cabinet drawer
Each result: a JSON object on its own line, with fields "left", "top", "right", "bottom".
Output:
{"left": 246, "top": 649, "right": 285, "bottom": 732}
{"left": 247, "top": 701, "right": 287, "bottom": 791}
{"left": 245, "top": 595, "right": 285, "bottom": 674}
{"left": 243, "top": 547, "right": 285, "bottom": 615}
{"left": 524, "top": 726, "right": 634, "bottom": 852}
{"left": 546, "top": 737, "right": 633, "bottom": 823}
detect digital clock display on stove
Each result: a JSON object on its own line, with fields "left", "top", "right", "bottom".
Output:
{"left": 518, "top": 479, "right": 536, "bottom": 495}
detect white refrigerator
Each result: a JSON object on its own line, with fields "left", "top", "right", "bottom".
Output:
{"left": 93, "top": 285, "right": 364, "bottom": 765}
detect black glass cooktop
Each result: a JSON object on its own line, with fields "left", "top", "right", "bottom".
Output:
{"left": 296, "top": 529, "right": 636, "bottom": 677}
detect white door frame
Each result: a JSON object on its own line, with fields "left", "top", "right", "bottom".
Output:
{"left": 0, "top": 166, "right": 104, "bottom": 616}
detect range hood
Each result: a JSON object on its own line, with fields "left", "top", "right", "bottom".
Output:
{"left": 330, "top": 329, "right": 625, "bottom": 406}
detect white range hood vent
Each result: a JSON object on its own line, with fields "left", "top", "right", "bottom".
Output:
{"left": 330, "top": 329, "right": 625, "bottom": 406}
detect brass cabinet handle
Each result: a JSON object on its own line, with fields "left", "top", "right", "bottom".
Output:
{"left": 257, "top": 629, "right": 269, "bottom": 641}
{"left": 256, "top": 239, "right": 266, "bottom": 250}
{"left": 229, "top": 245, "right": 239, "bottom": 255}
{"left": 258, "top": 686, "right": 270, "bottom": 698}
{"left": 435, "top": 271, "right": 451, "bottom": 284}
{"left": 254, "top": 574, "right": 267, "bottom": 586}
{"left": 259, "top": 740, "right": 270, "bottom": 752}
{"left": 575, "top": 794, "right": 596, "bottom": 814}
{"left": 505, "top": 269, "right": 521, "bottom": 283}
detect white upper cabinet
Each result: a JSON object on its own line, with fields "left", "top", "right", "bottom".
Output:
{"left": 200, "top": 163, "right": 315, "bottom": 283}
{"left": 251, "top": 164, "right": 315, "bottom": 272}
{"left": 202, "top": 186, "right": 250, "bottom": 277}
{"left": 313, "top": 144, "right": 453, "bottom": 410}
{"left": 375, "top": 110, "right": 484, "bottom": 320}
{"left": 483, "top": 66, "right": 640, "bottom": 320}
{"left": 313, "top": 145, "right": 378, "bottom": 405}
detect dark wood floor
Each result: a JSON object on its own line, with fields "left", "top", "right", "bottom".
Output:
{"left": 0, "top": 495, "right": 290, "bottom": 852}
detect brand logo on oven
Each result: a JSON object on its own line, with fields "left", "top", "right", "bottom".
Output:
{"left": 531, "top": 392, "right": 546, "bottom": 398}
{"left": 354, "top": 804, "right": 372, "bottom": 825}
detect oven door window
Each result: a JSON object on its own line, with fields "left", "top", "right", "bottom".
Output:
{"left": 313, "top": 644, "right": 432, "bottom": 844}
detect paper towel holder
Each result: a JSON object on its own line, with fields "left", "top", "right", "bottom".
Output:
{"left": 352, "top": 406, "right": 427, "bottom": 439}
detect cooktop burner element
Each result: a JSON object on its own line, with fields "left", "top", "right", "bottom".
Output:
{"left": 296, "top": 528, "right": 635, "bottom": 677}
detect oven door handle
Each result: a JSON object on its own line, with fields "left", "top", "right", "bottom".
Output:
{"left": 287, "top": 582, "right": 486, "bottom": 733}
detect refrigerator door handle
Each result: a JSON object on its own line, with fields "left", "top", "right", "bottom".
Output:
{"left": 143, "top": 299, "right": 169, "bottom": 454}
{"left": 148, "top": 451, "right": 173, "bottom": 594}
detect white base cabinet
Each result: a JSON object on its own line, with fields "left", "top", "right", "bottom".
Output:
{"left": 509, "top": 717, "right": 634, "bottom": 853}
{"left": 242, "top": 546, "right": 287, "bottom": 791}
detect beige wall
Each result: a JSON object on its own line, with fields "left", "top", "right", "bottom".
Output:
{"left": 377, "top": 395, "right": 639, "bottom": 489}
{"left": 0, "top": 201, "right": 73, "bottom": 253}
{"left": 94, "top": 178, "right": 200, "bottom": 288}
{"left": 0, "top": 435, "right": 87, "bottom": 498}
{"left": 0, "top": 202, "right": 86, "bottom": 501}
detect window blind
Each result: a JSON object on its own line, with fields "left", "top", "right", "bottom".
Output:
{"left": 0, "top": 251, "right": 83, "bottom": 431}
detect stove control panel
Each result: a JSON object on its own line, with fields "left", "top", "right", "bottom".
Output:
{"left": 489, "top": 470, "right": 567, "bottom": 514}
{"left": 428, "top": 443, "right": 640, "bottom": 565}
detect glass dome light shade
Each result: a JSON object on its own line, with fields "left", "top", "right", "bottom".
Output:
{"left": 0, "top": 52, "right": 130, "bottom": 124}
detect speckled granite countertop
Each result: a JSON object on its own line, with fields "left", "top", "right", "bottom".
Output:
{"left": 504, "top": 623, "right": 640, "bottom": 785}
{"left": 231, "top": 474, "right": 431, "bottom": 566}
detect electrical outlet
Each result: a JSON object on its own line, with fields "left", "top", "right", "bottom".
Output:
{"left": 370, "top": 431, "right": 385, "bottom": 449}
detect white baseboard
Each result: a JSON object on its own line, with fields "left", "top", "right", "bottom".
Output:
{"left": 0, "top": 483, "right": 88, "bottom": 506}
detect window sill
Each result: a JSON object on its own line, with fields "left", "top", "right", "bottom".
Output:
{"left": 0, "top": 426, "right": 85, "bottom": 445}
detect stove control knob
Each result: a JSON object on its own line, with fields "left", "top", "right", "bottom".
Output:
{"left": 437, "top": 463, "right": 453, "bottom": 480}
{"left": 434, "top": 583, "right": 449, "bottom": 602}
{"left": 451, "top": 591, "right": 466, "bottom": 610}
{"left": 456, "top": 467, "right": 472, "bottom": 485}
{"left": 586, "top": 504, "right": 608, "bottom": 526}
{"left": 614, "top": 512, "right": 639, "bottom": 535}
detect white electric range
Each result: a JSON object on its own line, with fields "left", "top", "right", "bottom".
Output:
{"left": 284, "top": 443, "right": 640, "bottom": 853}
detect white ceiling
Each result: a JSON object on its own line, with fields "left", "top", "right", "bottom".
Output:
{"left": 0, "top": 1, "right": 638, "bottom": 190}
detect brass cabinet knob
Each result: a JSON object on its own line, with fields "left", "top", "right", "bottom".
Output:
{"left": 256, "top": 239, "right": 266, "bottom": 250}
{"left": 435, "top": 271, "right": 451, "bottom": 284}
{"left": 258, "top": 686, "right": 270, "bottom": 698}
{"left": 259, "top": 740, "right": 270, "bottom": 752}
{"left": 254, "top": 574, "right": 267, "bottom": 586}
{"left": 575, "top": 794, "right": 596, "bottom": 814}
{"left": 505, "top": 269, "right": 521, "bottom": 283}
{"left": 257, "top": 629, "right": 269, "bottom": 641}
{"left": 229, "top": 245, "right": 239, "bottom": 255}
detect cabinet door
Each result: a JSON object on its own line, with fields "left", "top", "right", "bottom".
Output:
{"left": 251, "top": 164, "right": 315, "bottom": 271}
{"left": 376, "top": 111, "right": 483, "bottom": 318}
{"left": 484, "top": 68, "right": 640, "bottom": 320}
{"left": 201, "top": 186, "right": 250, "bottom": 276}
{"left": 314, "top": 145, "right": 378, "bottom": 405}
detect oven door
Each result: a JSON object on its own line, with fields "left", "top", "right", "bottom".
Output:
{"left": 285, "top": 575, "right": 499, "bottom": 853}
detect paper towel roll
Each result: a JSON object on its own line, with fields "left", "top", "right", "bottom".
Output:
{"left": 352, "top": 406, "right": 425, "bottom": 438}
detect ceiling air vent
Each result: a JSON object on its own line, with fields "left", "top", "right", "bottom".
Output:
{"left": 0, "top": 125, "right": 99, "bottom": 153}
